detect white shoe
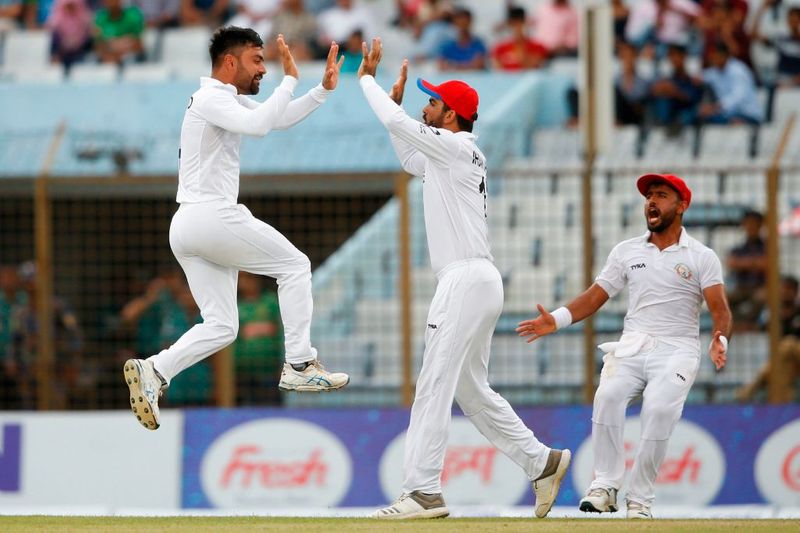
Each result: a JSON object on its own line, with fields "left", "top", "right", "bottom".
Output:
{"left": 627, "top": 500, "right": 652, "bottom": 519}
{"left": 579, "top": 487, "right": 619, "bottom": 513}
{"left": 373, "top": 491, "right": 449, "bottom": 520}
{"left": 532, "top": 448, "right": 571, "bottom": 518}
{"left": 123, "top": 359, "right": 166, "bottom": 430}
{"left": 278, "top": 360, "right": 349, "bottom": 392}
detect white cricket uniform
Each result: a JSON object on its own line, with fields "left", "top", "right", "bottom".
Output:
{"left": 589, "top": 228, "right": 724, "bottom": 505}
{"left": 360, "top": 75, "right": 551, "bottom": 494}
{"left": 149, "top": 76, "right": 332, "bottom": 383}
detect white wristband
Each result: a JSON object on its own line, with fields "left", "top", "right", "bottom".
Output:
{"left": 551, "top": 306, "right": 573, "bottom": 330}
{"left": 710, "top": 335, "right": 728, "bottom": 353}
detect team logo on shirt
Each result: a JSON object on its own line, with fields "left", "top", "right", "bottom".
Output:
{"left": 675, "top": 263, "right": 693, "bottom": 280}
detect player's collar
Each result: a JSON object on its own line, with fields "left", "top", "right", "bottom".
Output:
{"left": 641, "top": 227, "right": 690, "bottom": 248}
{"left": 200, "top": 76, "right": 237, "bottom": 94}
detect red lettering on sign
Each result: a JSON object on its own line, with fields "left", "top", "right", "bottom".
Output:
{"left": 624, "top": 441, "right": 701, "bottom": 485}
{"left": 441, "top": 446, "right": 497, "bottom": 485}
{"left": 657, "top": 447, "right": 701, "bottom": 484}
{"left": 220, "top": 446, "right": 328, "bottom": 488}
{"left": 781, "top": 446, "right": 800, "bottom": 491}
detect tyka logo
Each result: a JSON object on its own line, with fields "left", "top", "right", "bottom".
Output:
{"left": 630, "top": 263, "right": 646, "bottom": 270}
{"left": 0, "top": 424, "right": 21, "bottom": 492}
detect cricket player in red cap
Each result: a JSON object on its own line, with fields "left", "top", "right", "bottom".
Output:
{"left": 358, "top": 38, "right": 570, "bottom": 520}
{"left": 517, "top": 173, "right": 732, "bottom": 519}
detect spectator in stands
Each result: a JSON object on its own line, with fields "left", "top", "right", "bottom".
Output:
{"left": 227, "top": 0, "right": 280, "bottom": 40}
{"left": 0, "top": 0, "right": 24, "bottom": 31}
{"left": 700, "top": 42, "right": 763, "bottom": 124}
{"left": 339, "top": 28, "right": 363, "bottom": 73}
{"left": 234, "top": 272, "right": 283, "bottom": 406}
{"left": 726, "top": 210, "right": 767, "bottom": 329}
{"left": 0, "top": 265, "right": 24, "bottom": 409}
{"left": 615, "top": 40, "right": 650, "bottom": 126}
{"left": 736, "top": 275, "right": 800, "bottom": 403}
{"left": 699, "top": 0, "right": 752, "bottom": 72}
{"left": 625, "top": 0, "right": 700, "bottom": 57}
{"left": 491, "top": 6, "right": 548, "bottom": 71}
{"left": 132, "top": 0, "right": 180, "bottom": 29}
{"left": 120, "top": 270, "right": 211, "bottom": 406}
{"left": 752, "top": 0, "right": 800, "bottom": 87}
{"left": 46, "top": 0, "right": 94, "bottom": 70}
{"left": 409, "top": 0, "right": 455, "bottom": 63}
{"left": 180, "top": 0, "right": 230, "bottom": 28}
{"left": 94, "top": 0, "right": 145, "bottom": 64}
{"left": 265, "top": 0, "right": 317, "bottom": 61}
{"left": 612, "top": 0, "right": 629, "bottom": 45}
{"left": 23, "top": 0, "right": 55, "bottom": 28}
{"left": 9, "top": 261, "right": 84, "bottom": 409}
{"left": 317, "top": 0, "right": 374, "bottom": 46}
{"left": 532, "top": 0, "right": 579, "bottom": 57}
{"left": 649, "top": 43, "right": 704, "bottom": 128}
{"left": 438, "top": 7, "right": 486, "bottom": 71}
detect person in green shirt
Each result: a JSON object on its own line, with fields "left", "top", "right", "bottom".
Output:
{"left": 94, "top": 0, "right": 144, "bottom": 64}
{"left": 235, "top": 272, "right": 283, "bottom": 406}
{"left": 121, "top": 270, "right": 211, "bottom": 406}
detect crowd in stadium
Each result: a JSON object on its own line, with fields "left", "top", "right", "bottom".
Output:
{"left": 0, "top": 0, "right": 796, "bottom": 85}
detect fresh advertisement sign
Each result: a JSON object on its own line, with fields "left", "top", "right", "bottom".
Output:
{"left": 183, "top": 405, "right": 800, "bottom": 509}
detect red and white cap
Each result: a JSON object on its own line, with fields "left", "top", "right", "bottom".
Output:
{"left": 636, "top": 173, "right": 692, "bottom": 207}
{"left": 416, "top": 78, "right": 479, "bottom": 121}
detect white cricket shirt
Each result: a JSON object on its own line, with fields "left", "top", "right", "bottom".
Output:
{"left": 177, "top": 76, "right": 331, "bottom": 204}
{"left": 359, "top": 75, "right": 492, "bottom": 274}
{"left": 596, "top": 228, "right": 724, "bottom": 340}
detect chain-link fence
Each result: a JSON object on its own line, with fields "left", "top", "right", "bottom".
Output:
{"left": 0, "top": 163, "right": 797, "bottom": 410}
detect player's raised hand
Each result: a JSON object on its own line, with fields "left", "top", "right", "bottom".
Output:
{"left": 357, "top": 37, "right": 383, "bottom": 78}
{"left": 276, "top": 34, "right": 298, "bottom": 79}
{"left": 516, "top": 304, "right": 557, "bottom": 343}
{"left": 708, "top": 330, "right": 728, "bottom": 370}
{"left": 322, "top": 41, "right": 345, "bottom": 90}
{"left": 389, "top": 59, "right": 408, "bottom": 105}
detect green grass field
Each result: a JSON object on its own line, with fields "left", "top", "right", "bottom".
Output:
{"left": 1, "top": 517, "right": 799, "bottom": 532}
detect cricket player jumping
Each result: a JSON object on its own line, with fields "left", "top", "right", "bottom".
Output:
{"left": 358, "top": 38, "right": 571, "bottom": 520}
{"left": 517, "top": 174, "right": 732, "bottom": 518}
{"left": 124, "top": 27, "right": 349, "bottom": 431}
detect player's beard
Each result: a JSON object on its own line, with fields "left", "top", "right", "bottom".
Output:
{"left": 235, "top": 66, "right": 261, "bottom": 95}
{"left": 422, "top": 111, "right": 443, "bottom": 128}
{"left": 646, "top": 206, "right": 677, "bottom": 233}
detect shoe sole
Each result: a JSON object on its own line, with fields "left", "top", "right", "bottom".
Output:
{"left": 579, "top": 499, "right": 619, "bottom": 513}
{"left": 278, "top": 375, "right": 350, "bottom": 393}
{"left": 373, "top": 507, "right": 450, "bottom": 520}
{"left": 534, "top": 449, "right": 572, "bottom": 518}
{"left": 123, "top": 359, "right": 159, "bottom": 431}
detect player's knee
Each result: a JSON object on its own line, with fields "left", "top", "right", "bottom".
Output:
{"left": 217, "top": 322, "right": 238, "bottom": 346}
{"left": 593, "top": 381, "right": 627, "bottom": 409}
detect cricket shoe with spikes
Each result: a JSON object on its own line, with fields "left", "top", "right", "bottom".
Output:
{"left": 123, "top": 358, "right": 167, "bottom": 430}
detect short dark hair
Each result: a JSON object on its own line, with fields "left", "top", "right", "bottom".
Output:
{"left": 442, "top": 102, "right": 475, "bottom": 132}
{"left": 209, "top": 26, "right": 263, "bottom": 67}
{"left": 783, "top": 275, "right": 799, "bottom": 293}
{"left": 508, "top": 6, "right": 526, "bottom": 21}
{"left": 743, "top": 209, "right": 764, "bottom": 223}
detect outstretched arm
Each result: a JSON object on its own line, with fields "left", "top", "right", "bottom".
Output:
{"left": 358, "top": 38, "right": 458, "bottom": 167}
{"left": 516, "top": 283, "right": 609, "bottom": 343}
{"left": 275, "top": 41, "right": 344, "bottom": 129}
{"left": 386, "top": 60, "right": 427, "bottom": 176}
{"left": 704, "top": 283, "right": 732, "bottom": 370}
{"left": 197, "top": 35, "right": 297, "bottom": 137}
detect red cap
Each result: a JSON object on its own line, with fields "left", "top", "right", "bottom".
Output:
{"left": 636, "top": 173, "right": 692, "bottom": 207}
{"left": 417, "top": 78, "right": 479, "bottom": 121}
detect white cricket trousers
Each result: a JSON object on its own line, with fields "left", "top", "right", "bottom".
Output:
{"left": 403, "top": 258, "right": 550, "bottom": 494}
{"left": 149, "top": 200, "right": 317, "bottom": 383}
{"left": 588, "top": 338, "right": 700, "bottom": 505}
